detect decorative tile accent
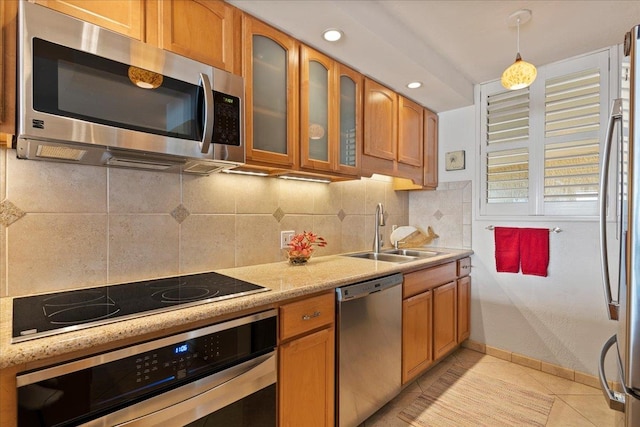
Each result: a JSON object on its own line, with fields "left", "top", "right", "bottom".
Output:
{"left": 433, "top": 209, "right": 444, "bottom": 221}
{"left": 170, "top": 204, "right": 190, "bottom": 224}
{"left": 0, "top": 200, "right": 26, "bottom": 226}
{"left": 272, "top": 207, "right": 285, "bottom": 223}
{"left": 337, "top": 209, "right": 346, "bottom": 222}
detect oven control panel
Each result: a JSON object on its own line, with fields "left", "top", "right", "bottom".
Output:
{"left": 17, "top": 311, "right": 276, "bottom": 427}
{"left": 134, "top": 331, "right": 241, "bottom": 385}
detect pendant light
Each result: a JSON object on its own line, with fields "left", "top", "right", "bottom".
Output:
{"left": 501, "top": 9, "right": 537, "bottom": 90}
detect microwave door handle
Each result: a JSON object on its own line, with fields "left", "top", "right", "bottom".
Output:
{"left": 599, "top": 98, "right": 622, "bottom": 320}
{"left": 199, "top": 73, "right": 214, "bottom": 154}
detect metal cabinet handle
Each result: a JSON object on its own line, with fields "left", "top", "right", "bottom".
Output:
{"left": 302, "top": 311, "right": 321, "bottom": 320}
{"left": 599, "top": 98, "right": 622, "bottom": 320}
{"left": 598, "top": 334, "right": 625, "bottom": 412}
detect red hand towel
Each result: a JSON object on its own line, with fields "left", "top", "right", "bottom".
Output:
{"left": 520, "top": 228, "right": 549, "bottom": 277}
{"left": 494, "top": 227, "right": 520, "bottom": 273}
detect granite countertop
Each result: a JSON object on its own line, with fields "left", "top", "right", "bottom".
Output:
{"left": 0, "top": 248, "right": 472, "bottom": 370}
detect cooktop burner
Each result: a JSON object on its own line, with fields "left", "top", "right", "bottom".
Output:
{"left": 12, "top": 271, "right": 268, "bottom": 343}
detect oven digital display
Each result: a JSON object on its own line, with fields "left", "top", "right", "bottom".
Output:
{"left": 175, "top": 343, "right": 189, "bottom": 354}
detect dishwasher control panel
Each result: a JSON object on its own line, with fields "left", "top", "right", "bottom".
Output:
{"left": 336, "top": 273, "right": 403, "bottom": 301}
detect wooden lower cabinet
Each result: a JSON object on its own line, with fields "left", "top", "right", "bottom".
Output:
{"left": 457, "top": 275, "right": 471, "bottom": 342}
{"left": 278, "top": 292, "right": 335, "bottom": 427}
{"left": 402, "top": 289, "right": 433, "bottom": 384}
{"left": 401, "top": 258, "right": 469, "bottom": 377}
{"left": 279, "top": 326, "right": 334, "bottom": 427}
{"left": 433, "top": 281, "right": 458, "bottom": 360}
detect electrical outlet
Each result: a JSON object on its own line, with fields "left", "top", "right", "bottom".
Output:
{"left": 281, "top": 230, "right": 295, "bottom": 249}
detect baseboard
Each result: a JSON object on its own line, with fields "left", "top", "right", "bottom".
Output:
{"left": 461, "top": 339, "right": 617, "bottom": 390}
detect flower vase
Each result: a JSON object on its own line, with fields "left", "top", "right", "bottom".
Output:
{"left": 288, "top": 255, "right": 310, "bottom": 265}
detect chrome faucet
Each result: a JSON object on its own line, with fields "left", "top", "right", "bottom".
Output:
{"left": 373, "top": 203, "right": 385, "bottom": 253}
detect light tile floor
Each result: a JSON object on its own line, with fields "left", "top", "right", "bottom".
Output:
{"left": 363, "top": 348, "right": 625, "bottom": 427}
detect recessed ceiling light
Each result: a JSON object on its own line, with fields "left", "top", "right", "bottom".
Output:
{"left": 323, "top": 29, "right": 343, "bottom": 42}
{"left": 407, "top": 81, "right": 422, "bottom": 89}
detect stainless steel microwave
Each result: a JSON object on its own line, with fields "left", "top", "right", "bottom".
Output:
{"left": 16, "top": 2, "right": 245, "bottom": 174}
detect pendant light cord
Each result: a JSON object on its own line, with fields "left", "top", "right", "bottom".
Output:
{"left": 516, "top": 17, "right": 521, "bottom": 54}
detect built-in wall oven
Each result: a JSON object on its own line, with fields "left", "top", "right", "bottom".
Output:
{"left": 16, "top": 310, "right": 277, "bottom": 426}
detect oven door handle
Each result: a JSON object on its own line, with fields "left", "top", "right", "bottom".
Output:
{"left": 83, "top": 352, "right": 276, "bottom": 427}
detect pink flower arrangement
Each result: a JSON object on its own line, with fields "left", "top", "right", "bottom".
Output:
{"left": 287, "top": 231, "right": 327, "bottom": 259}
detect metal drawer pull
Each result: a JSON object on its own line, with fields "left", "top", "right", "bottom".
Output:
{"left": 302, "top": 311, "right": 321, "bottom": 320}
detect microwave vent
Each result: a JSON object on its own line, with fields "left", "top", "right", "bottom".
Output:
{"left": 36, "top": 144, "right": 87, "bottom": 161}
{"left": 184, "top": 162, "right": 227, "bottom": 175}
{"left": 106, "top": 156, "right": 179, "bottom": 171}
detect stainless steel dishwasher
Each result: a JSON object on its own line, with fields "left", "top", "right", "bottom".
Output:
{"left": 335, "top": 273, "right": 403, "bottom": 427}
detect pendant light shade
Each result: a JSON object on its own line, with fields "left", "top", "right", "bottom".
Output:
{"left": 501, "top": 53, "right": 537, "bottom": 90}
{"left": 501, "top": 9, "right": 537, "bottom": 90}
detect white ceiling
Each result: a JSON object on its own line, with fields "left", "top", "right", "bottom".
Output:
{"left": 228, "top": 0, "right": 640, "bottom": 112}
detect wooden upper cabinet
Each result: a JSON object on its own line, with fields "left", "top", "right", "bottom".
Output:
{"left": 336, "top": 64, "right": 362, "bottom": 176}
{"left": 155, "top": 0, "right": 236, "bottom": 72}
{"left": 398, "top": 96, "right": 424, "bottom": 167}
{"left": 0, "top": 0, "right": 17, "bottom": 137}
{"left": 363, "top": 78, "right": 397, "bottom": 161}
{"left": 424, "top": 108, "right": 439, "bottom": 189}
{"left": 242, "top": 15, "right": 299, "bottom": 169}
{"left": 300, "top": 46, "right": 362, "bottom": 176}
{"left": 300, "top": 45, "right": 335, "bottom": 173}
{"left": 34, "top": 0, "right": 145, "bottom": 41}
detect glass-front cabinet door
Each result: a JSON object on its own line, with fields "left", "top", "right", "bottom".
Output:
{"left": 300, "top": 45, "right": 361, "bottom": 176}
{"left": 242, "top": 15, "right": 298, "bottom": 169}
{"left": 336, "top": 64, "right": 362, "bottom": 176}
{"left": 300, "top": 46, "right": 333, "bottom": 172}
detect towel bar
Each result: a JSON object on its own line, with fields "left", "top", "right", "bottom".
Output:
{"left": 485, "top": 225, "right": 562, "bottom": 233}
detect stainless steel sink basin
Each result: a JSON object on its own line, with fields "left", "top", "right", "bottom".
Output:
{"left": 384, "top": 249, "right": 441, "bottom": 258}
{"left": 344, "top": 252, "right": 419, "bottom": 263}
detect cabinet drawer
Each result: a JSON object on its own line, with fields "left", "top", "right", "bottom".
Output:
{"left": 403, "top": 262, "right": 456, "bottom": 298}
{"left": 279, "top": 292, "right": 335, "bottom": 341}
{"left": 457, "top": 257, "right": 471, "bottom": 277}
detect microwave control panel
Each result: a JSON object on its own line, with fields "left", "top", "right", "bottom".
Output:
{"left": 213, "top": 91, "right": 241, "bottom": 146}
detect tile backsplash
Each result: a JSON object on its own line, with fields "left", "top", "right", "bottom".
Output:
{"left": 0, "top": 150, "right": 409, "bottom": 297}
{"left": 409, "top": 180, "right": 472, "bottom": 249}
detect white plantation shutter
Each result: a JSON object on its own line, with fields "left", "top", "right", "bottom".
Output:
{"left": 480, "top": 81, "right": 531, "bottom": 215}
{"left": 486, "top": 148, "right": 529, "bottom": 204}
{"left": 487, "top": 90, "right": 530, "bottom": 145}
{"left": 480, "top": 48, "right": 612, "bottom": 217}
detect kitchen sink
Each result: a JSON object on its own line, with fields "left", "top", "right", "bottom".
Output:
{"left": 344, "top": 252, "right": 419, "bottom": 263}
{"left": 343, "top": 248, "right": 442, "bottom": 263}
{"left": 384, "top": 249, "right": 441, "bottom": 258}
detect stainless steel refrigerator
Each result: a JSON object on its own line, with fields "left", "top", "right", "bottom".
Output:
{"left": 599, "top": 24, "right": 640, "bottom": 427}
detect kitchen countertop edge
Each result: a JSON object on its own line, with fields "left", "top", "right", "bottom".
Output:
{"left": 0, "top": 248, "right": 473, "bottom": 370}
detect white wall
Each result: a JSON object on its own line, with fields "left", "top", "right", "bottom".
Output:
{"left": 409, "top": 105, "right": 619, "bottom": 376}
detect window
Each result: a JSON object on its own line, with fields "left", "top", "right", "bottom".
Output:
{"left": 479, "top": 48, "right": 613, "bottom": 217}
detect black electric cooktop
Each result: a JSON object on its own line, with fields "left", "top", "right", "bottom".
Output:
{"left": 12, "top": 271, "right": 268, "bottom": 343}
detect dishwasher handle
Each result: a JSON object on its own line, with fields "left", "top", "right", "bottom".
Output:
{"left": 336, "top": 273, "right": 403, "bottom": 302}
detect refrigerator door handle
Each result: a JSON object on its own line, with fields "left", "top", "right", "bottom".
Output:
{"left": 599, "top": 98, "right": 623, "bottom": 320}
{"left": 599, "top": 334, "right": 626, "bottom": 412}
